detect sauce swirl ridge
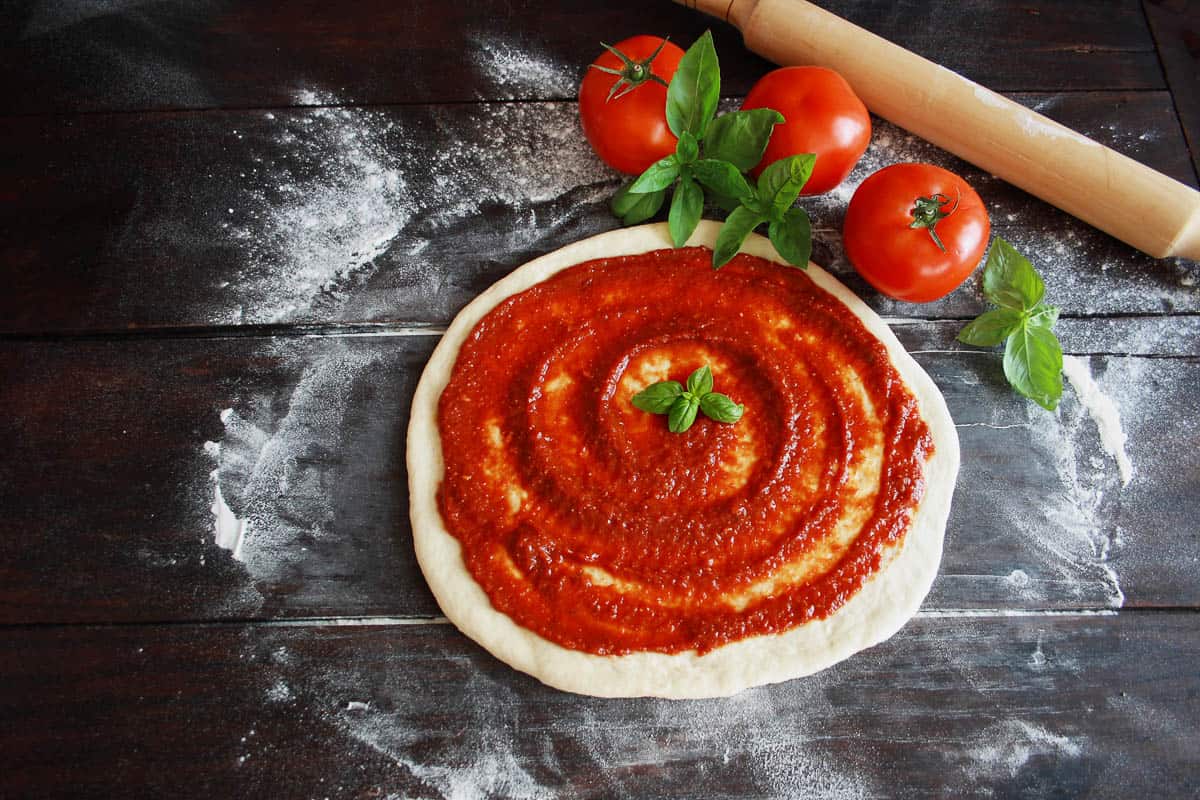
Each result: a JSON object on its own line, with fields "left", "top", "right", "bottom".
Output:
{"left": 437, "top": 247, "right": 932, "bottom": 655}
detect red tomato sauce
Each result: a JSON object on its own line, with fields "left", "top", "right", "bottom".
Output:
{"left": 436, "top": 247, "right": 932, "bottom": 655}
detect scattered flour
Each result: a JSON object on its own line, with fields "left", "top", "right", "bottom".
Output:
{"left": 994, "top": 382, "right": 1128, "bottom": 609}
{"left": 471, "top": 34, "right": 579, "bottom": 99}
{"left": 205, "top": 342, "right": 386, "bottom": 580}
{"left": 220, "top": 92, "right": 409, "bottom": 323}
{"left": 307, "top": 655, "right": 872, "bottom": 800}
{"left": 965, "top": 720, "right": 1082, "bottom": 781}
{"left": 1062, "top": 356, "right": 1134, "bottom": 486}
{"left": 265, "top": 680, "right": 293, "bottom": 704}
{"left": 215, "top": 91, "right": 613, "bottom": 325}
{"left": 324, "top": 667, "right": 560, "bottom": 800}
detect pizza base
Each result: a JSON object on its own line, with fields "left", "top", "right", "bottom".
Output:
{"left": 407, "top": 221, "right": 959, "bottom": 698}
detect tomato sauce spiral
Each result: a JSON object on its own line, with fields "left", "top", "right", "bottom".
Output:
{"left": 436, "top": 247, "right": 932, "bottom": 655}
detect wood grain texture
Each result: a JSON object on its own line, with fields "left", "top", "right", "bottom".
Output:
{"left": 2, "top": 325, "right": 1195, "bottom": 624}
{"left": 0, "top": 93, "right": 1194, "bottom": 336}
{"left": 1143, "top": 0, "right": 1200, "bottom": 181}
{"left": 2, "top": 2, "right": 1198, "bottom": 796}
{"left": 2, "top": 614, "right": 1196, "bottom": 799}
{"left": 0, "top": 0, "right": 1164, "bottom": 115}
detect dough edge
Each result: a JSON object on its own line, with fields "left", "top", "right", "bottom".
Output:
{"left": 406, "top": 220, "right": 960, "bottom": 699}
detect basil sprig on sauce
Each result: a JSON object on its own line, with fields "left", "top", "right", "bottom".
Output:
{"left": 957, "top": 238, "right": 1063, "bottom": 410}
{"left": 611, "top": 31, "right": 814, "bottom": 271}
{"left": 631, "top": 365, "right": 745, "bottom": 433}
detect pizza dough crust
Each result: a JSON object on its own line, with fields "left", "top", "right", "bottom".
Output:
{"left": 407, "top": 221, "right": 959, "bottom": 698}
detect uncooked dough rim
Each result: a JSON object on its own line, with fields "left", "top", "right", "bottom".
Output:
{"left": 407, "top": 220, "right": 959, "bottom": 699}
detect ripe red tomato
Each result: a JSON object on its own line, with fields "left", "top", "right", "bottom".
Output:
{"left": 742, "top": 66, "right": 870, "bottom": 195}
{"left": 579, "top": 36, "right": 684, "bottom": 175}
{"left": 843, "top": 163, "right": 991, "bottom": 302}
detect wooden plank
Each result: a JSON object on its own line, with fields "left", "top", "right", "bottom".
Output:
{"left": 1, "top": 325, "right": 1195, "bottom": 624}
{"left": 0, "top": 1, "right": 1163, "bottom": 115}
{"left": 1143, "top": 0, "right": 1200, "bottom": 180}
{"left": 1, "top": 614, "right": 1195, "bottom": 798}
{"left": 0, "top": 92, "right": 1194, "bottom": 336}
{"left": 0, "top": 334, "right": 441, "bottom": 624}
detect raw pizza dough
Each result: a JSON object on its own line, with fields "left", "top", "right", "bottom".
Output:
{"left": 407, "top": 220, "right": 959, "bottom": 698}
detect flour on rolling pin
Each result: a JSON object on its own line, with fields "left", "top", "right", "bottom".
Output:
{"left": 680, "top": 0, "right": 1200, "bottom": 261}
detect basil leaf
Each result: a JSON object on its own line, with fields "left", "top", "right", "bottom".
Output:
{"left": 611, "top": 182, "right": 666, "bottom": 225}
{"left": 756, "top": 154, "right": 816, "bottom": 219}
{"left": 669, "top": 176, "right": 704, "bottom": 247}
{"left": 957, "top": 307, "right": 1024, "bottom": 346}
{"left": 983, "top": 237, "right": 1045, "bottom": 310}
{"left": 767, "top": 206, "right": 812, "bottom": 269}
{"left": 629, "top": 157, "right": 679, "bottom": 194}
{"left": 687, "top": 365, "right": 713, "bottom": 396}
{"left": 709, "top": 191, "right": 742, "bottom": 214}
{"left": 700, "top": 392, "right": 744, "bottom": 423}
{"left": 1003, "top": 322, "right": 1063, "bottom": 411}
{"left": 632, "top": 380, "right": 683, "bottom": 414}
{"left": 692, "top": 159, "right": 753, "bottom": 202}
{"left": 713, "top": 206, "right": 766, "bottom": 270}
{"left": 704, "top": 108, "right": 785, "bottom": 171}
{"left": 739, "top": 194, "right": 770, "bottom": 217}
{"left": 675, "top": 131, "right": 699, "bottom": 164}
{"left": 667, "top": 395, "right": 700, "bottom": 433}
{"left": 1027, "top": 304, "right": 1060, "bottom": 329}
{"left": 666, "top": 30, "right": 720, "bottom": 139}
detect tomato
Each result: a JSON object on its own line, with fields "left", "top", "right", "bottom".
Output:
{"left": 741, "top": 66, "right": 870, "bottom": 195}
{"left": 842, "top": 163, "right": 991, "bottom": 302}
{"left": 579, "top": 36, "right": 684, "bottom": 175}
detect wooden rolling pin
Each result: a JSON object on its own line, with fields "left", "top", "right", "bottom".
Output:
{"left": 678, "top": 0, "right": 1200, "bottom": 261}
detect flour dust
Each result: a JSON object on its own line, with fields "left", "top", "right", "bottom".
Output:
{"left": 214, "top": 91, "right": 614, "bottom": 325}
{"left": 964, "top": 719, "right": 1083, "bottom": 781}
{"left": 973, "top": 358, "right": 1137, "bottom": 610}
{"left": 264, "top": 645, "right": 875, "bottom": 800}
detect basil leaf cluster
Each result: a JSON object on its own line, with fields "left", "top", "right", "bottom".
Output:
{"left": 957, "top": 238, "right": 1064, "bottom": 410}
{"left": 631, "top": 365, "right": 745, "bottom": 433}
{"left": 610, "top": 31, "right": 815, "bottom": 270}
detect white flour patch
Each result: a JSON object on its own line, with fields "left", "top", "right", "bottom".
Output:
{"left": 471, "top": 34, "right": 578, "bottom": 99}
{"left": 266, "top": 680, "right": 293, "bottom": 704}
{"left": 209, "top": 474, "right": 247, "bottom": 561}
{"left": 282, "top": 646, "right": 871, "bottom": 799}
{"left": 988, "top": 353, "right": 1150, "bottom": 608}
{"left": 1006, "top": 569, "right": 1030, "bottom": 588}
{"left": 220, "top": 92, "right": 409, "bottom": 324}
{"left": 1009, "top": 400, "right": 1125, "bottom": 608}
{"left": 214, "top": 92, "right": 614, "bottom": 326}
{"left": 577, "top": 682, "right": 872, "bottom": 799}
{"left": 1062, "top": 355, "right": 1134, "bottom": 485}
{"left": 324, "top": 667, "right": 558, "bottom": 800}
{"left": 965, "top": 720, "right": 1082, "bottom": 781}
{"left": 207, "top": 342, "right": 383, "bottom": 580}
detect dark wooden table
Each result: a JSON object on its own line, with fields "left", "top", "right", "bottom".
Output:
{"left": 3, "top": 2, "right": 1198, "bottom": 797}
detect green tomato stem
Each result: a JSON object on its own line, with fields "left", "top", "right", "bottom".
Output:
{"left": 908, "top": 192, "right": 959, "bottom": 253}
